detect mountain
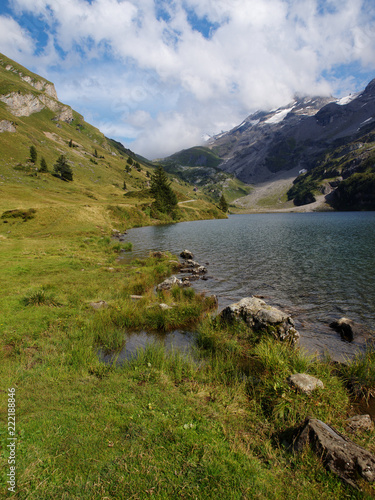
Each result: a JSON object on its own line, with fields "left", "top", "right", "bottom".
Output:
{"left": 167, "top": 79, "right": 375, "bottom": 210}
{"left": 206, "top": 82, "right": 375, "bottom": 186}
{"left": 0, "top": 53, "right": 225, "bottom": 229}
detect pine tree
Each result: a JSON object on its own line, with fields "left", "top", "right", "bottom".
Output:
{"left": 218, "top": 193, "right": 229, "bottom": 213}
{"left": 39, "top": 157, "right": 48, "bottom": 172}
{"left": 29, "top": 145, "right": 37, "bottom": 164}
{"left": 150, "top": 165, "right": 178, "bottom": 214}
{"left": 53, "top": 155, "right": 73, "bottom": 181}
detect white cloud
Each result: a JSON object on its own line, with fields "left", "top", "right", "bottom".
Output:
{"left": 1, "top": 0, "right": 375, "bottom": 158}
{"left": 0, "top": 15, "right": 35, "bottom": 59}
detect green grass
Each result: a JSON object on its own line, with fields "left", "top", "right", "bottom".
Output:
{"left": 0, "top": 225, "right": 374, "bottom": 499}
{"left": 0, "top": 52, "right": 374, "bottom": 499}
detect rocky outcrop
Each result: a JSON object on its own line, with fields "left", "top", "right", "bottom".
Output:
{"left": 0, "top": 92, "right": 44, "bottom": 116}
{"left": 219, "top": 296, "right": 299, "bottom": 343}
{"left": 293, "top": 418, "right": 375, "bottom": 488}
{"left": 4, "top": 62, "right": 58, "bottom": 99}
{"left": 0, "top": 120, "right": 16, "bottom": 133}
{"left": 0, "top": 91, "right": 74, "bottom": 122}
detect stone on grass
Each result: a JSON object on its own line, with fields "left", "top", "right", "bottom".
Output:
{"left": 294, "top": 418, "right": 375, "bottom": 488}
{"left": 89, "top": 300, "right": 108, "bottom": 310}
{"left": 156, "top": 276, "right": 188, "bottom": 291}
{"left": 346, "top": 415, "right": 374, "bottom": 433}
{"left": 288, "top": 373, "right": 324, "bottom": 393}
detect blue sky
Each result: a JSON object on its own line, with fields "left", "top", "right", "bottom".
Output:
{"left": 0, "top": 0, "right": 374, "bottom": 158}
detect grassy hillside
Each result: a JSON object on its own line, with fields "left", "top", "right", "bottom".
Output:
{"left": 0, "top": 54, "right": 227, "bottom": 232}
{"left": 161, "top": 146, "right": 252, "bottom": 205}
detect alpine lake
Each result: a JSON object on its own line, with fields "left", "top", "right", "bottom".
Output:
{"left": 100, "top": 212, "right": 375, "bottom": 364}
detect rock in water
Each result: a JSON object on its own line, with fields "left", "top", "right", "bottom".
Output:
{"left": 219, "top": 296, "right": 299, "bottom": 343}
{"left": 329, "top": 317, "right": 374, "bottom": 342}
{"left": 180, "top": 249, "right": 194, "bottom": 259}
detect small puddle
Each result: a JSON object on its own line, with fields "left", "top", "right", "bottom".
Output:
{"left": 98, "top": 330, "right": 196, "bottom": 365}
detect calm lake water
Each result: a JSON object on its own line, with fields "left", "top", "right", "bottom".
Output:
{"left": 119, "top": 212, "right": 375, "bottom": 360}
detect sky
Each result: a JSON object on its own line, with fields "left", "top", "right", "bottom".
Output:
{"left": 0, "top": 0, "right": 375, "bottom": 159}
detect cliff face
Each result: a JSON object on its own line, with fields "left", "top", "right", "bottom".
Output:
{"left": 0, "top": 55, "right": 73, "bottom": 123}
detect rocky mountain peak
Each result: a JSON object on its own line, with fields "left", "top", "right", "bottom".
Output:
{"left": 204, "top": 79, "right": 375, "bottom": 184}
{"left": 364, "top": 78, "right": 375, "bottom": 96}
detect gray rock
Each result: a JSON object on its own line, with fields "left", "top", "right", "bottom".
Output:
{"left": 288, "top": 373, "right": 324, "bottom": 393}
{"left": 89, "top": 300, "right": 108, "bottom": 310}
{"left": 219, "top": 296, "right": 299, "bottom": 343}
{"left": 346, "top": 415, "right": 374, "bottom": 433}
{"left": 158, "top": 303, "right": 173, "bottom": 310}
{"left": 156, "top": 276, "right": 185, "bottom": 291}
{"left": 191, "top": 266, "right": 208, "bottom": 275}
{"left": 294, "top": 418, "right": 375, "bottom": 488}
{"left": 180, "top": 249, "right": 194, "bottom": 259}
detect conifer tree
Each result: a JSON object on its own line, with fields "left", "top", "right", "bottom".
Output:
{"left": 53, "top": 155, "right": 73, "bottom": 181}
{"left": 218, "top": 193, "right": 229, "bottom": 213}
{"left": 29, "top": 145, "right": 37, "bottom": 164}
{"left": 150, "top": 165, "right": 178, "bottom": 214}
{"left": 39, "top": 157, "right": 48, "bottom": 172}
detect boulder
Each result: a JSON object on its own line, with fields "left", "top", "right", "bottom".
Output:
{"left": 329, "top": 317, "right": 367, "bottom": 342}
{"left": 294, "top": 418, "right": 375, "bottom": 488}
{"left": 180, "top": 249, "right": 194, "bottom": 259}
{"left": 156, "top": 276, "right": 188, "bottom": 291}
{"left": 287, "top": 373, "right": 324, "bottom": 393}
{"left": 219, "top": 296, "right": 299, "bottom": 343}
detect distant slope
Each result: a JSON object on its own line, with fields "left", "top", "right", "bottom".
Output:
{"left": 204, "top": 81, "right": 375, "bottom": 193}
{"left": 0, "top": 53, "right": 226, "bottom": 229}
{"left": 162, "top": 146, "right": 252, "bottom": 203}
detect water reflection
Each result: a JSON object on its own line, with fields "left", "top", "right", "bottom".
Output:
{"left": 98, "top": 330, "right": 195, "bottom": 365}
